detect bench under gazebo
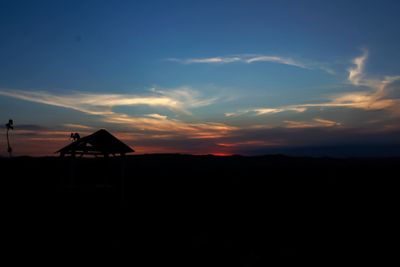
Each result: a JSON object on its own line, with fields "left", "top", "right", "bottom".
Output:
{"left": 57, "top": 129, "right": 134, "bottom": 157}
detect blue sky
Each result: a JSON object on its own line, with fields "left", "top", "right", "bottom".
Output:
{"left": 1, "top": 0, "right": 400, "bottom": 156}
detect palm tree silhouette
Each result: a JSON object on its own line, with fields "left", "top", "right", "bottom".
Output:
{"left": 5, "top": 119, "right": 14, "bottom": 157}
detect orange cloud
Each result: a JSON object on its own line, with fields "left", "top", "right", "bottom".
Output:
{"left": 0, "top": 87, "right": 235, "bottom": 140}
{"left": 284, "top": 118, "right": 340, "bottom": 129}
{"left": 217, "top": 140, "right": 283, "bottom": 147}
{"left": 103, "top": 113, "right": 237, "bottom": 139}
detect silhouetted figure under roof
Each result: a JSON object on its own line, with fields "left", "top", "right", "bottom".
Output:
{"left": 70, "top": 132, "right": 80, "bottom": 142}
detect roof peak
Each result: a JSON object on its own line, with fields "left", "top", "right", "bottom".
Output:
{"left": 57, "top": 129, "right": 134, "bottom": 155}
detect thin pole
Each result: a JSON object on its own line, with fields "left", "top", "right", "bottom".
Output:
{"left": 6, "top": 128, "right": 12, "bottom": 158}
{"left": 120, "top": 156, "right": 126, "bottom": 208}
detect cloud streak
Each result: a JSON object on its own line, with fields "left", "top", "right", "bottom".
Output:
{"left": 0, "top": 87, "right": 216, "bottom": 115}
{"left": 63, "top": 124, "right": 93, "bottom": 130}
{"left": 284, "top": 118, "right": 340, "bottom": 129}
{"left": 0, "top": 87, "right": 236, "bottom": 139}
{"left": 103, "top": 113, "right": 237, "bottom": 139}
{"left": 170, "top": 54, "right": 309, "bottom": 69}
{"left": 227, "top": 51, "right": 400, "bottom": 118}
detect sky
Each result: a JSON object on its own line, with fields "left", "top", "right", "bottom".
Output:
{"left": 1, "top": 0, "right": 400, "bottom": 156}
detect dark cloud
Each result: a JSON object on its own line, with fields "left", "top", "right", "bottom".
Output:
{"left": 15, "top": 124, "right": 47, "bottom": 131}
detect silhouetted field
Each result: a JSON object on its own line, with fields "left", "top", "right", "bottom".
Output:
{"left": 2, "top": 154, "right": 398, "bottom": 264}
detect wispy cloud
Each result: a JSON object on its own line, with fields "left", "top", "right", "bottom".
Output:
{"left": 62, "top": 124, "right": 93, "bottom": 130}
{"left": 0, "top": 86, "right": 215, "bottom": 115}
{"left": 226, "top": 50, "right": 400, "bottom": 118}
{"left": 103, "top": 113, "right": 237, "bottom": 139}
{"left": 245, "top": 55, "right": 308, "bottom": 68}
{"left": 284, "top": 118, "right": 340, "bottom": 129}
{"left": 253, "top": 107, "right": 307, "bottom": 115}
{"left": 225, "top": 106, "right": 306, "bottom": 117}
{"left": 169, "top": 54, "right": 309, "bottom": 69}
{"left": 149, "top": 87, "right": 217, "bottom": 111}
{"left": 348, "top": 50, "right": 368, "bottom": 86}
{"left": 179, "top": 57, "right": 242, "bottom": 64}
{"left": 0, "top": 87, "right": 235, "bottom": 139}
{"left": 216, "top": 140, "right": 283, "bottom": 147}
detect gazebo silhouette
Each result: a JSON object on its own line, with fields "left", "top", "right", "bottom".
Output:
{"left": 57, "top": 129, "right": 134, "bottom": 157}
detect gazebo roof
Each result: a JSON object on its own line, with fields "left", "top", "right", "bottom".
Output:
{"left": 57, "top": 129, "right": 134, "bottom": 156}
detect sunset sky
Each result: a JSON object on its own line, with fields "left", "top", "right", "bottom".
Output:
{"left": 1, "top": 0, "right": 400, "bottom": 156}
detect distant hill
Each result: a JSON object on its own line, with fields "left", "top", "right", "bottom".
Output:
{"left": 2, "top": 154, "right": 397, "bottom": 264}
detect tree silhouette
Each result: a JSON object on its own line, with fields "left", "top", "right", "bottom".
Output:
{"left": 5, "top": 119, "right": 14, "bottom": 157}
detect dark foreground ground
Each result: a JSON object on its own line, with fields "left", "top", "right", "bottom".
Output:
{"left": 2, "top": 154, "right": 398, "bottom": 264}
